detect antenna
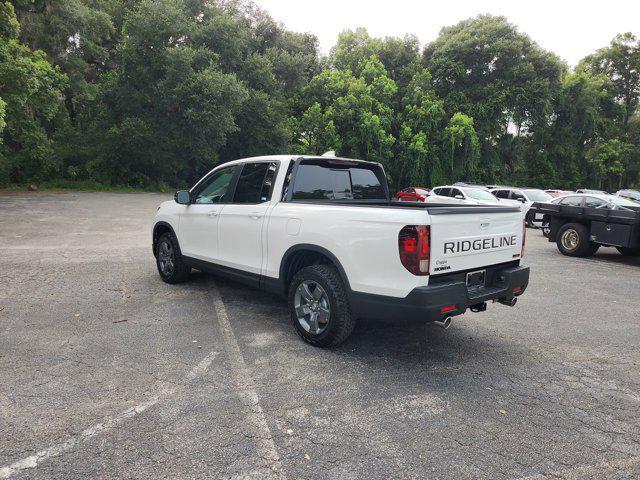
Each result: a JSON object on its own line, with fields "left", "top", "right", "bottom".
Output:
{"left": 321, "top": 151, "right": 336, "bottom": 157}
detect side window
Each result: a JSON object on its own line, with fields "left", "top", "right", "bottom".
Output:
{"left": 584, "top": 196, "right": 607, "bottom": 208}
{"left": 450, "top": 188, "right": 463, "bottom": 198}
{"left": 494, "top": 190, "right": 509, "bottom": 199}
{"left": 511, "top": 191, "right": 526, "bottom": 202}
{"left": 438, "top": 188, "right": 452, "bottom": 197}
{"left": 559, "top": 196, "right": 584, "bottom": 207}
{"left": 194, "top": 166, "right": 236, "bottom": 204}
{"left": 233, "top": 162, "right": 278, "bottom": 204}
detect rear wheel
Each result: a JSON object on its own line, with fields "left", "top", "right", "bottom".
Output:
{"left": 525, "top": 211, "right": 536, "bottom": 228}
{"left": 288, "top": 265, "right": 355, "bottom": 347}
{"left": 156, "top": 232, "right": 190, "bottom": 283}
{"left": 616, "top": 246, "right": 640, "bottom": 256}
{"left": 556, "top": 223, "right": 599, "bottom": 257}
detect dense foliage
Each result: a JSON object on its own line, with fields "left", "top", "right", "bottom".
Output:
{"left": 1, "top": 1, "right": 639, "bottom": 191}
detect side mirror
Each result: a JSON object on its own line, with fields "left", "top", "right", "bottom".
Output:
{"left": 175, "top": 190, "right": 191, "bottom": 205}
{"left": 455, "top": 195, "right": 464, "bottom": 200}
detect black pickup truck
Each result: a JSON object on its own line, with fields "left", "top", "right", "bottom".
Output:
{"left": 531, "top": 196, "right": 640, "bottom": 257}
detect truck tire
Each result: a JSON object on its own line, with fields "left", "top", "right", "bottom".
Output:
{"left": 156, "top": 231, "right": 191, "bottom": 284}
{"left": 525, "top": 211, "right": 536, "bottom": 228}
{"left": 556, "top": 223, "right": 599, "bottom": 257}
{"left": 616, "top": 247, "right": 640, "bottom": 256}
{"left": 288, "top": 265, "right": 355, "bottom": 347}
{"left": 541, "top": 222, "right": 550, "bottom": 238}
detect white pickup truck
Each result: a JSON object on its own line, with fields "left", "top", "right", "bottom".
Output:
{"left": 153, "top": 155, "right": 530, "bottom": 347}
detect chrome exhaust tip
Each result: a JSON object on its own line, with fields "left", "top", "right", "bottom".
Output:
{"left": 433, "top": 317, "right": 452, "bottom": 330}
{"left": 499, "top": 297, "right": 518, "bottom": 307}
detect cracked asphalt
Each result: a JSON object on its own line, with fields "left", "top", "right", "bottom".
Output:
{"left": 1, "top": 191, "right": 639, "bottom": 479}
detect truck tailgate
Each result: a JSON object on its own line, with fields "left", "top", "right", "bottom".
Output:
{"left": 429, "top": 207, "right": 525, "bottom": 275}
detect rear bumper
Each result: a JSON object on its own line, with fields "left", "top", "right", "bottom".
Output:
{"left": 351, "top": 264, "right": 530, "bottom": 323}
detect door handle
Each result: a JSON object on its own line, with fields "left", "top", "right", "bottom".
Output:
{"left": 207, "top": 210, "right": 219, "bottom": 217}
{"left": 249, "top": 213, "right": 262, "bottom": 219}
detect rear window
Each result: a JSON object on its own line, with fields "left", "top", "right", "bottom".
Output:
{"left": 291, "top": 160, "right": 386, "bottom": 201}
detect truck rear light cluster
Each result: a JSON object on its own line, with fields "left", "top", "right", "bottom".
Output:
{"left": 398, "top": 225, "right": 430, "bottom": 275}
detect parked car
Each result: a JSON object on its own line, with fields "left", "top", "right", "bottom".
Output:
{"left": 531, "top": 193, "right": 640, "bottom": 257}
{"left": 489, "top": 187, "right": 554, "bottom": 227}
{"left": 616, "top": 189, "right": 640, "bottom": 203}
{"left": 576, "top": 188, "right": 609, "bottom": 195}
{"left": 427, "top": 185, "right": 502, "bottom": 205}
{"left": 396, "top": 186, "right": 430, "bottom": 202}
{"left": 545, "top": 189, "right": 572, "bottom": 198}
{"left": 153, "top": 154, "right": 529, "bottom": 347}
{"left": 453, "top": 182, "right": 492, "bottom": 191}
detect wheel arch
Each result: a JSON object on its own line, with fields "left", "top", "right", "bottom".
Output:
{"left": 279, "top": 244, "right": 352, "bottom": 294}
{"left": 152, "top": 221, "right": 178, "bottom": 257}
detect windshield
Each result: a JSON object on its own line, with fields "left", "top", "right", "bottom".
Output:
{"left": 524, "top": 189, "right": 553, "bottom": 202}
{"left": 609, "top": 196, "right": 640, "bottom": 207}
{"left": 463, "top": 188, "right": 497, "bottom": 201}
{"left": 414, "top": 188, "right": 429, "bottom": 195}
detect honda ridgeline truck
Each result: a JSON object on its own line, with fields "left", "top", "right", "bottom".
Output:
{"left": 153, "top": 155, "right": 530, "bottom": 347}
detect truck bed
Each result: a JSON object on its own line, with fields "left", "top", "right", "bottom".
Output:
{"left": 531, "top": 202, "right": 640, "bottom": 225}
{"left": 532, "top": 201, "right": 640, "bottom": 248}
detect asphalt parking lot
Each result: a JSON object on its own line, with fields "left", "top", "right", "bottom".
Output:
{"left": 1, "top": 191, "right": 639, "bottom": 480}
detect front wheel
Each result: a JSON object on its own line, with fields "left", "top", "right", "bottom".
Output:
{"left": 556, "top": 223, "right": 599, "bottom": 257}
{"left": 156, "top": 232, "right": 191, "bottom": 283}
{"left": 288, "top": 265, "right": 355, "bottom": 347}
{"left": 541, "top": 223, "right": 550, "bottom": 238}
{"left": 616, "top": 246, "right": 640, "bottom": 256}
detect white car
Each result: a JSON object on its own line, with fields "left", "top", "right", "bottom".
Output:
{"left": 490, "top": 187, "right": 554, "bottom": 227}
{"left": 616, "top": 189, "right": 640, "bottom": 203}
{"left": 426, "top": 185, "right": 502, "bottom": 205}
{"left": 153, "top": 154, "right": 529, "bottom": 347}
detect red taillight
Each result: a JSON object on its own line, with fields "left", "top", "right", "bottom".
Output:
{"left": 441, "top": 304, "right": 456, "bottom": 313}
{"left": 521, "top": 220, "right": 526, "bottom": 258}
{"left": 399, "top": 225, "right": 430, "bottom": 275}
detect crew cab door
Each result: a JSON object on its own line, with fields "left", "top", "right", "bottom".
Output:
{"left": 217, "top": 161, "right": 279, "bottom": 275}
{"left": 178, "top": 165, "right": 238, "bottom": 261}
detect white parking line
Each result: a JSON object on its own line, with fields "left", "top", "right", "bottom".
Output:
{"left": 0, "top": 351, "right": 218, "bottom": 479}
{"left": 211, "top": 284, "right": 286, "bottom": 480}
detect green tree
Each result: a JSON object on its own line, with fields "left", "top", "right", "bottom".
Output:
{"left": 580, "top": 33, "right": 640, "bottom": 126}
{"left": 82, "top": 0, "right": 249, "bottom": 185}
{"left": 586, "top": 139, "right": 634, "bottom": 191}
{"left": 0, "top": 0, "right": 68, "bottom": 185}
{"left": 444, "top": 112, "right": 479, "bottom": 180}
{"left": 13, "top": 0, "right": 116, "bottom": 123}
{"left": 393, "top": 69, "right": 446, "bottom": 187}
{"left": 291, "top": 56, "right": 396, "bottom": 169}
{"left": 423, "top": 15, "right": 565, "bottom": 180}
